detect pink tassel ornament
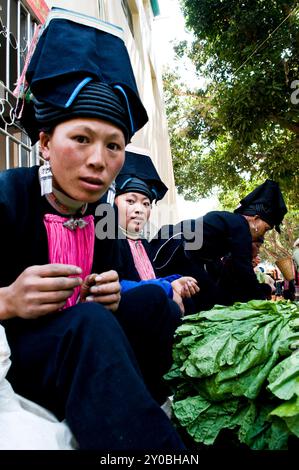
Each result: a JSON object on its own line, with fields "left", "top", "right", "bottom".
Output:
{"left": 127, "top": 239, "right": 156, "bottom": 280}
{"left": 44, "top": 214, "right": 95, "bottom": 309}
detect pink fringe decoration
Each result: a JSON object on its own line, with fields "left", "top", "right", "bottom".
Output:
{"left": 127, "top": 239, "right": 156, "bottom": 280}
{"left": 44, "top": 214, "right": 95, "bottom": 309}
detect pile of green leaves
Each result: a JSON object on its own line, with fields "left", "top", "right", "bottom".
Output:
{"left": 165, "top": 300, "right": 299, "bottom": 449}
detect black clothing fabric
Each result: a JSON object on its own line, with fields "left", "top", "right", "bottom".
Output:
{"left": 115, "top": 150, "right": 168, "bottom": 202}
{"left": 150, "top": 211, "right": 271, "bottom": 312}
{"left": 5, "top": 294, "right": 183, "bottom": 450}
{"left": 234, "top": 179, "right": 287, "bottom": 233}
{"left": 0, "top": 166, "right": 184, "bottom": 450}
{"left": 283, "top": 280, "right": 296, "bottom": 301}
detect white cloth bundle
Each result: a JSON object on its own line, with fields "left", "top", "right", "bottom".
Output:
{"left": 0, "top": 325, "right": 76, "bottom": 450}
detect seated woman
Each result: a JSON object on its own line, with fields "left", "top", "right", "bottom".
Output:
{"left": 1, "top": 9, "right": 185, "bottom": 451}
{"left": 151, "top": 179, "right": 288, "bottom": 311}
{"left": 113, "top": 145, "right": 199, "bottom": 315}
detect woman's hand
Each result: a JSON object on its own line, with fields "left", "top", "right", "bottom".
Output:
{"left": 80, "top": 270, "right": 121, "bottom": 312}
{"left": 0, "top": 264, "right": 82, "bottom": 320}
{"left": 171, "top": 276, "right": 199, "bottom": 299}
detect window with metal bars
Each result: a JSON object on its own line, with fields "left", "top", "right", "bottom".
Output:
{"left": 0, "top": 0, "right": 39, "bottom": 170}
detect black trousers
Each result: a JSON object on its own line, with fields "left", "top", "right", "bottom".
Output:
{"left": 4, "top": 285, "right": 184, "bottom": 450}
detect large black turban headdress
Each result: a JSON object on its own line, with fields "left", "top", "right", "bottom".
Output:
{"left": 234, "top": 179, "right": 288, "bottom": 233}
{"left": 115, "top": 145, "right": 168, "bottom": 203}
{"left": 15, "top": 7, "right": 148, "bottom": 144}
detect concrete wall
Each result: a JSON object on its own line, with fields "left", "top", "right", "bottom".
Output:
{"left": 45, "top": 0, "right": 178, "bottom": 228}
{"left": 46, "top": 0, "right": 99, "bottom": 16}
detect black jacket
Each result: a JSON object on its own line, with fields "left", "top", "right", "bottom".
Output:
{"left": 150, "top": 211, "right": 271, "bottom": 311}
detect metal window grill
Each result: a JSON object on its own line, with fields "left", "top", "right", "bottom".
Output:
{"left": 0, "top": 0, "right": 39, "bottom": 170}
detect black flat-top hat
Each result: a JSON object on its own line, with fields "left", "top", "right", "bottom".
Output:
{"left": 115, "top": 145, "right": 168, "bottom": 203}
{"left": 15, "top": 7, "right": 148, "bottom": 144}
{"left": 234, "top": 179, "right": 288, "bottom": 233}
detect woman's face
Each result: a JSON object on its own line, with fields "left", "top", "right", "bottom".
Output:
{"left": 39, "top": 118, "right": 125, "bottom": 203}
{"left": 249, "top": 216, "right": 272, "bottom": 241}
{"left": 115, "top": 192, "right": 152, "bottom": 233}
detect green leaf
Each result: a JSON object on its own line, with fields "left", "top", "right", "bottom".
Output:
{"left": 270, "top": 396, "right": 299, "bottom": 437}
{"left": 267, "top": 350, "right": 299, "bottom": 400}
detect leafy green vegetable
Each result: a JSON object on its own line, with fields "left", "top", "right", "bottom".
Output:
{"left": 166, "top": 300, "right": 299, "bottom": 449}
{"left": 267, "top": 350, "right": 299, "bottom": 400}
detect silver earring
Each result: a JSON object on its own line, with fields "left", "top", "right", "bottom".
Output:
{"left": 39, "top": 160, "right": 53, "bottom": 196}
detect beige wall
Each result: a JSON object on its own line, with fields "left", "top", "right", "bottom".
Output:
{"left": 45, "top": 0, "right": 178, "bottom": 228}
{"left": 46, "top": 0, "right": 99, "bottom": 17}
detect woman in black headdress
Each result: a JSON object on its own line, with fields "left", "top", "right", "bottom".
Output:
{"left": 151, "top": 180, "right": 288, "bottom": 312}
{"left": 114, "top": 146, "right": 199, "bottom": 315}
{"left": 0, "top": 9, "right": 185, "bottom": 451}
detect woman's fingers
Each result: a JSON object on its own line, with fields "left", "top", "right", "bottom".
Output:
{"left": 27, "top": 289, "right": 76, "bottom": 304}
{"left": 187, "top": 280, "right": 200, "bottom": 295}
{"left": 93, "top": 270, "right": 119, "bottom": 284}
{"left": 31, "top": 263, "right": 82, "bottom": 277}
{"left": 22, "top": 264, "right": 82, "bottom": 292}
{"left": 5, "top": 264, "right": 83, "bottom": 319}
{"left": 89, "top": 281, "right": 120, "bottom": 296}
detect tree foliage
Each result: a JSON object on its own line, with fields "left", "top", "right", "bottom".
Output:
{"left": 163, "top": 69, "right": 207, "bottom": 200}
{"left": 261, "top": 210, "right": 299, "bottom": 264}
{"left": 163, "top": 0, "right": 299, "bottom": 209}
